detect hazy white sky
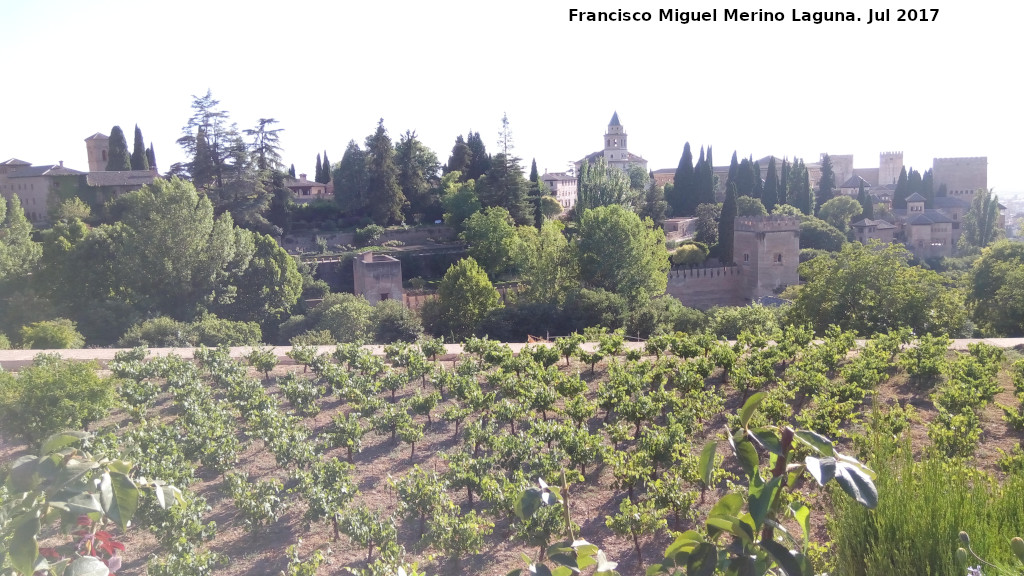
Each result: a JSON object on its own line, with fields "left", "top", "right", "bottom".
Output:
{"left": 3, "top": 0, "right": 1022, "bottom": 192}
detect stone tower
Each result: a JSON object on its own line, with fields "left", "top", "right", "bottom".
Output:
{"left": 85, "top": 133, "right": 110, "bottom": 172}
{"left": 878, "top": 151, "right": 903, "bottom": 186}
{"left": 733, "top": 215, "right": 801, "bottom": 301}
{"left": 603, "top": 112, "right": 630, "bottom": 171}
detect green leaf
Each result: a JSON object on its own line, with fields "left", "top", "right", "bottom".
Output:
{"left": 99, "top": 471, "right": 140, "bottom": 531}
{"left": 835, "top": 462, "right": 878, "bottom": 509}
{"left": 760, "top": 538, "right": 807, "bottom": 576}
{"left": 726, "top": 554, "right": 758, "bottom": 576}
{"left": 748, "top": 475, "right": 783, "bottom": 531}
{"left": 698, "top": 440, "right": 717, "bottom": 489}
{"left": 550, "top": 566, "right": 574, "bottom": 576}
{"left": 709, "top": 493, "right": 743, "bottom": 517}
{"left": 1011, "top": 537, "right": 1024, "bottom": 564}
{"left": 687, "top": 542, "right": 718, "bottom": 576}
{"left": 514, "top": 488, "right": 543, "bottom": 522}
{"left": 506, "top": 570, "right": 523, "bottom": 576}
{"left": 8, "top": 455, "right": 39, "bottom": 492}
{"left": 793, "top": 430, "right": 835, "bottom": 457}
{"left": 789, "top": 503, "right": 810, "bottom": 548}
{"left": 739, "top": 392, "right": 766, "bottom": 429}
{"left": 41, "top": 431, "right": 90, "bottom": 455}
{"left": 67, "top": 492, "right": 104, "bottom": 515}
{"left": 729, "top": 435, "right": 760, "bottom": 480}
{"left": 63, "top": 556, "right": 112, "bottom": 576}
{"left": 748, "top": 428, "right": 782, "bottom": 455}
{"left": 805, "top": 456, "right": 836, "bottom": 486}
{"left": 533, "top": 564, "right": 554, "bottom": 576}
{"left": 10, "top": 513, "right": 40, "bottom": 576}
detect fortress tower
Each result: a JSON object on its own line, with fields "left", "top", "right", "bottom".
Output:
{"left": 878, "top": 151, "right": 903, "bottom": 186}
{"left": 733, "top": 215, "right": 801, "bottom": 300}
{"left": 85, "top": 133, "right": 110, "bottom": 172}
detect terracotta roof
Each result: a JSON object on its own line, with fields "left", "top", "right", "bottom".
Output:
{"left": 284, "top": 177, "right": 326, "bottom": 189}
{"left": 9, "top": 165, "right": 85, "bottom": 177}
{"left": 0, "top": 158, "right": 31, "bottom": 166}
{"left": 905, "top": 192, "right": 927, "bottom": 202}
{"left": 541, "top": 172, "right": 574, "bottom": 181}
{"left": 852, "top": 218, "right": 896, "bottom": 230}
{"left": 933, "top": 196, "right": 970, "bottom": 209}
{"left": 578, "top": 150, "right": 648, "bottom": 165}
{"left": 84, "top": 171, "right": 158, "bottom": 187}
{"left": 840, "top": 175, "right": 871, "bottom": 189}
{"left": 84, "top": 133, "right": 109, "bottom": 141}
{"left": 907, "top": 214, "right": 934, "bottom": 225}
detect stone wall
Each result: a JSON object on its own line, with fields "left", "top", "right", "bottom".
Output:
{"left": 353, "top": 252, "right": 404, "bottom": 305}
{"left": 666, "top": 266, "right": 747, "bottom": 309}
{"left": 933, "top": 157, "right": 987, "bottom": 200}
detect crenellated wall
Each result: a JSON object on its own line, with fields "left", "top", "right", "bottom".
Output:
{"left": 666, "top": 265, "right": 747, "bottom": 309}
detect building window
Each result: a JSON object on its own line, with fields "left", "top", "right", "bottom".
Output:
{"left": 380, "top": 293, "right": 390, "bottom": 301}
{"left": 743, "top": 253, "right": 750, "bottom": 263}
{"left": 102, "top": 150, "right": 107, "bottom": 161}
{"left": 774, "top": 253, "right": 783, "bottom": 263}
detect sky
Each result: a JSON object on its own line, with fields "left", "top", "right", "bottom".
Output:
{"left": 2, "top": 0, "right": 1023, "bottom": 193}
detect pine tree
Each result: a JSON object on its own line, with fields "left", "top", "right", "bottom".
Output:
{"left": 335, "top": 140, "right": 368, "bottom": 215}
{"left": 315, "top": 154, "right": 323, "bottom": 182}
{"left": 191, "top": 126, "right": 215, "bottom": 188}
{"left": 857, "top": 181, "right": 873, "bottom": 220}
{"left": 670, "top": 143, "right": 694, "bottom": 216}
{"left": 718, "top": 182, "right": 738, "bottom": 264}
{"left": 321, "top": 151, "right": 331, "bottom": 183}
{"left": 816, "top": 154, "right": 835, "bottom": 215}
{"left": 146, "top": 145, "right": 157, "bottom": 172}
{"left": 365, "top": 119, "right": 405, "bottom": 225}
{"left": 466, "top": 132, "right": 491, "bottom": 181}
{"left": 130, "top": 125, "right": 149, "bottom": 170}
{"left": 106, "top": 125, "right": 132, "bottom": 171}
{"left": 892, "top": 167, "right": 909, "bottom": 209}
{"left": 446, "top": 135, "right": 471, "bottom": 177}
{"left": 763, "top": 157, "right": 779, "bottom": 212}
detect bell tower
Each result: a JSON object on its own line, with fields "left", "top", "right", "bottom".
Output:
{"left": 603, "top": 112, "right": 629, "bottom": 171}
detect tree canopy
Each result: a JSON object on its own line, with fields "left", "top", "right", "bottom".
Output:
{"left": 575, "top": 205, "right": 668, "bottom": 303}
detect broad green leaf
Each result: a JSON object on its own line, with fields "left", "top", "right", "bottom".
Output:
{"left": 789, "top": 503, "right": 810, "bottom": 548}
{"left": 748, "top": 475, "right": 783, "bottom": 531}
{"left": 730, "top": 516, "right": 755, "bottom": 545}
{"left": 835, "top": 463, "right": 878, "bottom": 509}
{"left": 63, "top": 556, "right": 111, "bottom": 576}
{"left": 514, "top": 488, "right": 543, "bottom": 521}
{"left": 533, "top": 564, "right": 554, "bottom": 576}
{"left": 10, "top": 513, "right": 40, "bottom": 576}
{"left": 698, "top": 440, "right": 717, "bottom": 489}
{"left": 550, "top": 566, "right": 574, "bottom": 576}
{"left": 709, "top": 493, "right": 743, "bottom": 517}
{"left": 748, "top": 428, "right": 782, "bottom": 455}
{"left": 41, "top": 431, "right": 90, "bottom": 455}
{"left": 739, "top": 392, "right": 766, "bottom": 429}
{"left": 687, "top": 542, "right": 718, "bottom": 576}
{"left": 547, "top": 553, "right": 577, "bottom": 569}
{"left": 8, "top": 455, "right": 39, "bottom": 492}
{"left": 506, "top": 570, "right": 523, "bottom": 576}
{"left": 836, "top": 452, "right": 876, "bottom": 479}
{"left": 760, "top": 538, "right": 807, "bottom": 576}
{"left": 1010, "top": 537, "right": 1024, "bottom": 564}
{"left": 793, "top": 430, "right": 835, "bottom": 457}
{"left": 805, "top": 456, "right": 837, "bottom": 486}
{"left": 726, "top": 554, "right": 758, "bottom": 576}
{"left": 67, "top": 492, "right": 104, "bottom": 515}
{"left": 729, "top": 436, "right": 760, "bottom": 480}
{"left": 99, "top": 471, "right": 139, "bottom": 531}
{"left": 706, "top": 514, "right": 738, "bottom": 535}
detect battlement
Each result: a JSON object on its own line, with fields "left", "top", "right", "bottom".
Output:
{"left": 734, "top": 215, "right": 801, "bottom": 233}
{"left": 933, "top": 156, "right": 987, "bottom": 164}
{"left": 880, "top": 151, "right": 903, "bottom": 156}
{"left": 669, "top": 265, "right": 742, "bottom": 280}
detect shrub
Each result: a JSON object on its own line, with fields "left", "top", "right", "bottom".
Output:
{"left": 0, "top": 354, "right": 116, "bottom": 442}
{"left": 371, "top": 300, "right": 423, "bottom": 343}
{"left": 20, "top": 318, "right": 85, "bottom": 349}
{"left": 355, "top": 224, "right": 385, "bottom": 246}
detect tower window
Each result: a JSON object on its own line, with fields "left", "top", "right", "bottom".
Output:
{"left": 774, "top": 253, "right": 783, "bottom": 263}
{"left": 743, "top": 253, "right": 750, "bottom": 263}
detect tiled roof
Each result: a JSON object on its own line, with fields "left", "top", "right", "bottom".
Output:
{"left": 541, "top": 172, "right": 574, "bottom": 180}
{"left": 840, "top": 175, "right": 871, "bottom": 189}
{"left": 0, "top": 158, "right": 31, "bottom": 166}
{"left": 609, "top": 111, "right": 620, "bottom": 126}
{"left": 84, "top": 171, "right": 158, "bottom": 187}
{"left": 933, "top": 196, "right": 969, "bottom": 209}
{"left": 907, "top": 214, "right": 934, "bottom": 225}
{"left": 905, "top": 192, "right": 927, "bottom": 202}
{"left": 924, "top": 209, "right": 952, "bottom": 223}
{"left": 852, "top": 218, "right": 896, "bottom": 230}
{"left": 84, "top": 133, "right": 109, "bottom": 141}
{"left": 9, "top": 165, "right": 85, "bottom": 177}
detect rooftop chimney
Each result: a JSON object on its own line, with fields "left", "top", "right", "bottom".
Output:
{"left": 299, "top": 173, "right": 307, "bottom": 180}
{"left": 59, "top": 160, "right": 63, "bottom": 167}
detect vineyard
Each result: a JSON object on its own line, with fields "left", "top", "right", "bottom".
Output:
{"left": 2, "top": 328, "right": 1024, "bottom": 576}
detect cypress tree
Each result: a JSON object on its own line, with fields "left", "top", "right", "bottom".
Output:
{"left": 466, "top": 132, "right": 491, "bottom": 181}
{"left": 315, "top": 154, "right": 323, "bottom": 182}
{"left": 670, "top": 142, "right": 694, "bottom": 216}
{"left": 892, "top": 167, "right": 909, "bottom": 209}
{"left": 779, "top": 158, "right": 790, "bottom": 207}
{"left": 726, "top": 151, "right": 739, "bottom": 193}
{"left": 365, "top": 119, "right": 405, "bottom": 225}
{"left": 106, "top": 125, "right": 132, "bottom": 171}
{"left": 146, "top": 144, "right": 157, "bottom": 172}
{"left": 752, "top": 160, "right": 763, "bottom": 199}
{"left": 907, "top": 168, "right": 922, "bottom": 200}
{"left": 718, "top": 182, "right": 738, "bottom": 264}
{"left": 321, "top": 151, "right": 332, "bottom": 183}
{"left": 698, "top": 146, "right": 716, "bottom": 205}
{"left": 130, "top": 125, "right": 149, "bottom": 170}
{"left": 289, "top": 164, "right": 296, "bottom": 178}
{"left": 816, "top": 154, "right": 835, "bottom": 215}
{"left": 857, "top": 181, "right": 873, "bottom": 220}
{"left": 921, "top": 169, "right": 934, "bottom": 207}
{"left": 802, "top": 165, "right": 813, "bottom": 216}
{"left": 446, "top": 135, "right": 471, "bottom": 177}
{"left": 736, "top": 157, "right": 755, "bottom": 197}
{"left": 763, "top": 158, "right": 778, "bottom": 211}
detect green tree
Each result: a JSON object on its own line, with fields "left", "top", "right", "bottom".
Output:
{"left": 395, "top": 130, "right": 442, "bottom": 221}
{"left": 892, "top": 166, "right": 909, "bottom": 209}
{"left": 779, "top": 158, "right": 790, "bottom": 206}
{"left": 429, "top": 257, "right": 502, "bottom": 339}
{"left": 960, "top": 188, "right": 1002, "bottom": 251}
{"left": 763, "top": 157, "right": 779, "bottom": 212}
{"left": 460, "top": 207, "right": 518, "bottom": 278}
{"left": 818, "top": 196, "right": 862, "bottom": 231}
{"left": 371, "top": 300, "right": 423, "bottom": 343}
{"left": 670, "top": 143, "right": 695, "bottom": 216}
{"left": 718, "top": 182, "right": 738, "bottom": 263}
{"left": 440, "top": 172, "right": 482, "bottom": 231}
{"left": 515, "top": 220, "right": 579, "bottom": 305}
{"left": 445, "top": 134, "right": 471, "bottom": 177}
{"left": 694, "top": 203, "right": 721, "bottom": 246}
{"left": 0, "top": 354, "right": 115, "bottom": 442}
{"left": 146, "top": 144, "right": 157, "bottom": 171}
{"left": 816, "top": 153, "right": 836, "bottom": 214}
{"left": 315, "top": 154, "right": 323, "bottom": 183}
{"left": 800, "top": 217, "right": 846, "bottom": 251}
{"left": 240, "top": 118, "right": 283, "bottom": 172}
{"left": 639, "top": 182, "right": 669, "bottom": 227}
{"left": 736, "top": 196, "right": 767, "bottom": 217}
{"left": 792, "top": 241, "right": 968, "bottom": 336}
{"left": 575, "top": 157, "right": 635, "bottom": 216}
{"left": 969, "top": 240, "right": 1024, "bottom": 335}
{"left": 106, "top": 125, "right": 132, "bottom": 171}
{"left": 857, "top": 181, "right": 873, "bottom": 220}
{"left": 478, "top": 137, "right": 532, "bottom": 227}
{"left": 365, "top": 119, "right": 406, "bottom": 225}
{"left": 334, "top": 140, "right": 369, "bottom": 215}
{"left": 698, "top": 146, "right": 716, "bottom": 205}
{"left": 321, "top": 151, "right": 331, "bottom": 183}
{"left": 177, "top": 90, "right": 237, "bottom": 188}
{"left": 0, "top": 195, "right": 41, "bottom": 283}
{"left": 791, "top": 160, "right": 813, "bottom": 215}
{"left": 20, "top": 318, "right": 85, "bottom": 349}
{"left": 575, "top": 205, "right": 668, "bottom": 303}
{"left": 131, "top": 124, "right": 150, "bottom": 170}
{"left": 465, "top": 132, "right": 491, "bottom": 181}
{"left": 218, "top": 232, "right": 301, "bottom": 324}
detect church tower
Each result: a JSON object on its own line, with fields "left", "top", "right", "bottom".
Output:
{"left": 85, "top": 133, "right": 110, "bottom": 172}
{"left": 603, "top": 112, "right": 630, "bottom": 171}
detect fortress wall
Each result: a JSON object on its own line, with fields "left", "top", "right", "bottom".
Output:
{"left": 666, "top": 266, "right": 746, "bottom": 309}
{"left": 933, "top": 157, "right": 987, "bottom": 198}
